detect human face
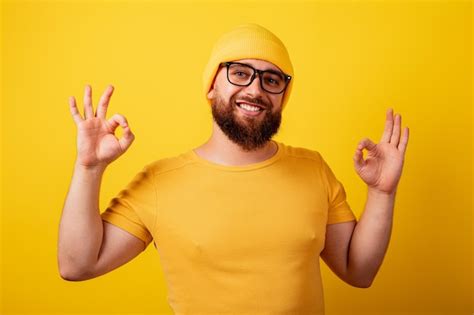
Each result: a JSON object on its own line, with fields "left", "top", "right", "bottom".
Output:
{"left": 207, "top": 59, "right": 286, "bottom": 151}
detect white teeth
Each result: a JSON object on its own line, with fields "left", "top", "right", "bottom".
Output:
{"left": 238, "top": 103, "right": 261, "bottom": 112}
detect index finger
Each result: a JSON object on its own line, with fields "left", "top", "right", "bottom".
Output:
{"left": 379, "top": 108, "right": 394, "bottom": 143}
{"left": 95, "top": 84, "right": 114, "bottom": 119}
{"left": 69, "top": 96, "right": 84, "bottom": 125}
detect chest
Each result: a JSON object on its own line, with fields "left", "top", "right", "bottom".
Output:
{"left": 154, "top": 169, "right": 329, "bottom": 261}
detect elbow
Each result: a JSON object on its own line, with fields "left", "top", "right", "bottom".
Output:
{"left": 59, "top": 268, "right": 79, "bottom": 281}
{"left": 345, "top": 272, "right": 374, "bottom": 288}
{"left": 345, "top": 265, "right": 376, "bottom": 288}
{"left": 59, "top": 273, "right": 80, "bottom": 282}
{"left": 58, "top": 260, "right": 91, "bottom": 282}
{"left": 349, "top": 277, "right": 374, "bottom": 288}
{"left": 57, "top": 252, "right": 97, "bottom": 281}
{"left": 58, "top": 256, "right": 77, "bottom": 281}
{"left": 58, "top": 264, "right": 84, "bottom": 281}
{"left": 59, "top": 268, "right": 94, "bottom": 282}
{"left": 351, "top": 281, "right": 372, "bottom": 288}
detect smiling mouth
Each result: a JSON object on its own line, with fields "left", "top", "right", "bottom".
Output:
{"left": 236, "top": 101, "right": 266, "bottom": 112}
{"left": 235, "top": 103, "right": 266, "bottom": 118}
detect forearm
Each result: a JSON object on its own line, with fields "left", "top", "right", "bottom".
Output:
{"left": 346, "top": 187, "right": 396, "bottom": 287}
{"left": 57, "top": 162, "right": 106, "bottom": 277}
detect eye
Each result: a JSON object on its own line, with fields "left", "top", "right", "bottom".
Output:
{"left": 265, "top": 77, "right": 280, "bottom": 85}
{"left": 231, "top": 70, "right": 250, "bottom": 77}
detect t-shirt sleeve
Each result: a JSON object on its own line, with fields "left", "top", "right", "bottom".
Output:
{"left": 100, "top": 164, "right": 156, "bottom": 246}
{"left": 319, "top": 155, "right": 357, "bottom": 225}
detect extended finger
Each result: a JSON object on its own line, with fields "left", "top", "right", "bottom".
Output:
{"left": 68, "top": 96, "right": 83, "bottom": 125}
{"left": 83, "top": 84, "right": 94, "bottom": 119}
{"left": 398, "top": 127, "right": 409, "bottom": 155}
{"left": 380, "top": 108, "right": 394, "bottom": 143}
{"left": 390, "top": 113, "right": 401, "bottom": 146}
{"left": 95, "top": 84, "right": 114, "bottom": 119}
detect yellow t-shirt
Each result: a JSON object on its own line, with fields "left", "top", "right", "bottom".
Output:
{"left": 101, "top": 140, "right": 357, "bottom": 315}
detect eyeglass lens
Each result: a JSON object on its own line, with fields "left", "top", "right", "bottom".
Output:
{"left": 227, "top": 63, "right": 287, "bottom": 94}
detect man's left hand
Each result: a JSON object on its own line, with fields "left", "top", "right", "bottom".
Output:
{"left": 353, "top": 108, "right": 410, "bottom": 195}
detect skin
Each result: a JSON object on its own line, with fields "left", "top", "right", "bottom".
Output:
{"left": 194, "top": 58, "right": 287, "bottom": 165}
{"left": 64, "top": 64, "right": 409, "bottom": 288}
{"left": 198, "top": 58, "right": 410, "bottom": 288}
{"left": 321, "top": 108, "right": 409, "bottom": 288}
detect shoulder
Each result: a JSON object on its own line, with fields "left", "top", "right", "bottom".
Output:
{"left": 143, "top": 151, "right": 195, "bottom": 177}
{"left": 281, "top": 142, "right": 324, "bottom": 164}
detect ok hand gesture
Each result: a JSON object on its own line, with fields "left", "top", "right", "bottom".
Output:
{"left": 69, "top": 84, "right": 135, "bottom": 170}
{"left": 353, "top": 108, "right": 409, "bottom": 195}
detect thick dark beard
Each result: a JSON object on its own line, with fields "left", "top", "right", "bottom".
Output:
{"left": 210, "top": 93, "right": 282, "bottom": 152}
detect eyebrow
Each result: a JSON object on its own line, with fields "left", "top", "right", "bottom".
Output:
{"left": 238, "top": 61, "right": 283, "bottom": 74}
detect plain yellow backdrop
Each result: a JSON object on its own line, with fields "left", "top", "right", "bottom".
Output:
{"left": 1, "top": 0, "right": 472, "bottom": 314}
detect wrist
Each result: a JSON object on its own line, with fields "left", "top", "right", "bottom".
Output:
{"left": 74, "top": 161, "right": 107, "bottom": 174}
{"left": 367, "top": 186, "right": 396, "bottom": 199}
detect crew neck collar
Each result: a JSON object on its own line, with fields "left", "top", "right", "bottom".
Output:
{"left": 186, "top": 140, "right": 285, "bottom": 172}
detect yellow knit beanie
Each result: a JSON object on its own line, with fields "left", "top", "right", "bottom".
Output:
{"left": 202, "top": 23, "right": 294, "bottom": 111}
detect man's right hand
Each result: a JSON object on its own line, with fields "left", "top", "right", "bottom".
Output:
{"left": 68, "top": 84, "right": 135, "bottom": 170}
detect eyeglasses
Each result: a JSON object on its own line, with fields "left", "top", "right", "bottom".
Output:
{"left": 220, "top": 61, "right": 292, "bottom": 94}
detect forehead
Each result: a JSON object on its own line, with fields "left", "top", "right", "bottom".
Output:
{"left": 231, "top": 58, "right": 283, "bottom": 73}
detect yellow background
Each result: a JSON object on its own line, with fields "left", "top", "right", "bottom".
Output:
{"left": 1, "top": 0, "right": 472, "bottom": 314}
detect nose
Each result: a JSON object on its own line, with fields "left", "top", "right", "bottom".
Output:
{"left": 243, "top": 73, "right": 265, "bottom": 96}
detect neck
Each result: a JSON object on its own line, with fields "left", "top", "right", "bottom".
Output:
{"left": 193, "top": 121, "right": 278, "bottom": 166}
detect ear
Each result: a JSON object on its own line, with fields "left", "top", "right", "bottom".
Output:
{"left": 207, "top": 86, "right": 214, "bottom": 100}
{"left": 207, "top": 69, "right": 221, "bottom": 100}
{"left": 207, "top": 76, "right": 219, "bottom": 100}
